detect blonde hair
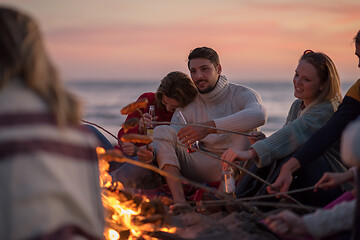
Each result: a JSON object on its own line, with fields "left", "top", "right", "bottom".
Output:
{"left": 299, "top": 50, "right": 342, "bottom": 113}
{"left": 0, "top": 7, "right": 80, "bottom": 126}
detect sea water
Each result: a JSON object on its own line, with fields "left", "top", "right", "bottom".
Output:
{"left": 66, "top": 80, "right": 351, "bottom": 145}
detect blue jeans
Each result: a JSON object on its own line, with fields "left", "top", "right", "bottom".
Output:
{"left": 83, "top": 124, "right": 114, "bottom": 150}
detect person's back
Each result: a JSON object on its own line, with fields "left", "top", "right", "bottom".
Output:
{"left": 0, "top": 7, "right": 104, "bottom": 239}
{"left": 0, "top": 80, "right": 103, "bottom": 239}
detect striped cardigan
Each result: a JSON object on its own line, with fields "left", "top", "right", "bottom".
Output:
{"left": 0, "top": 80, "right": 104, "bottom": 240}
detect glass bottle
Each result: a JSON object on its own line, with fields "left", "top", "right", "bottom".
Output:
{"left": 146, "top": 105, "right": 155, "bottom": 136}
{"left": 221, "top": 167, "right": 236, "bottom": 197}
{"left": 177, "top": 110, "right": 199, "bottom": 153}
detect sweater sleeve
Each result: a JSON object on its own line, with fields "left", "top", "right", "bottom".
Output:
{"left": 294, "top": 96, "right": 360, "bottom": 167}
{"left": 252, "top": 101, "right": 336, "bottom": 167}
{"left": 303, "top": 200, "right": 355, "bottom": 239}
{"left": 214, "top": 86, "right": 267, "bottom": 132}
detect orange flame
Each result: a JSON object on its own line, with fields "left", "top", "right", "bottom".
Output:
{"left": 97, "top": 147, "right": 176, "bottom": 239}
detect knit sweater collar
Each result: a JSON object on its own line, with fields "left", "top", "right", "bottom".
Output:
{"left": 199, "top": 75, "right": 228, "bottom": 102}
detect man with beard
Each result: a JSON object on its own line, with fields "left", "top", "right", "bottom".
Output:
{"left": 152, "top": 47, "right": 267, "bottom": 208}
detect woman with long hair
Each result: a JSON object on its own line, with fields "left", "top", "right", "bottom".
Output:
{"left": 222, "top": 49, "right": 345, "bottom": 207}
{"left": 0, "top": 7, "right": 103, "bottom": 239}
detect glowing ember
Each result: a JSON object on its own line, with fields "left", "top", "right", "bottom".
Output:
{"left": 107, "top": 228, "right": 120, "bottom": 240}
{"left": 97, "top": 147, "right": 175, "bottom": 240}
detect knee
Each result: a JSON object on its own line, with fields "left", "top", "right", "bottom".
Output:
{"left": 153, "top": 125, "right": 176, "bottom": 139}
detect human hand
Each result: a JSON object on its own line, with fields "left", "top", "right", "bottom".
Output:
{"left": 264, "top": 210, "right": 308, "bottom": 237}
{"left": 177, "top": 124, "right": 209, "bottom": 145}
{"left": 267, "top": 166, "right": 293, "bottom": 197}
{"left": 121, "top": 142, "right": 138, "bottom": 156}
{"left": 137, "top": 145, "right": 154, "bottom": 164}
{"left": 315, "top": 171, "right": 354, "bottom": 191}
{"left": 248, "top": 131, "right": 266, "bottom": 144}
{"left": 138, "top": 113, "right": 158, "bottom": 134}
{"left": 221, "top": 148, "right": 252, "bottom": 171}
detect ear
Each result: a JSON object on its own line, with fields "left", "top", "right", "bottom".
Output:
{"left": 216, "top": 64, "right": 222, "bottom": 74}
{"left": 319, "top": 82, "right": 324, "bottom": 91}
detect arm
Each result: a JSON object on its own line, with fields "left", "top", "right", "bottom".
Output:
{"left": 214, "top": 86, "right": 267, "bottom": 133}
{"left": 303, "top": 200, "right": 355, "bottom": 239}
{"left": 253, "top": 100, "right": 336, "bottom": 168}
{"left": 269, "top": 97, "right": 360, "bottom": 194}
{"left": 315, "top": 169, "right": 355, "bottom": 190}
{"left": 265, "top": 200, "right": 356, "bottom": 239}
{"left": 294, "top": 96, "right": 360, "bottom": 167}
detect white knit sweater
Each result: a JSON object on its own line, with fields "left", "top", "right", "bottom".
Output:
{"left": 171, "top": 75, "right": 267, "bottom": 155}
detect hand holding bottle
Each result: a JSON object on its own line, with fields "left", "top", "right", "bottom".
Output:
{"left": 138, "top": 113, "right": 158, "bottom": 134}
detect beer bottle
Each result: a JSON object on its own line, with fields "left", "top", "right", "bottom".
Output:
{"left": 146, "top": 105, "right": 155, "bottom": 136}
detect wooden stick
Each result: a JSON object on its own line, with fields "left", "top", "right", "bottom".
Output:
{"left": 153, "top": 137, "right": 312, "bottom": 213}
{"left": 153, "top": 121, "right": 251, "bottom": 137}
{"left": 81, "top": 119, "right": 119, "bottom": 142}
{"left": 101, "top": 151, "right": 264, "bottom": 218}
{"left": 189, "top": 186, "right": 317, "bottom": 204}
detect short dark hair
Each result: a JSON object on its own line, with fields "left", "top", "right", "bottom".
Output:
{"left": 187, "top": 47, "right": 220, "bottom": 69}
{"left": 355, "top": 30, "right": 360, "bottom": 45}
{"left": 155, "top": 71, "right": 197, "bottom": 109}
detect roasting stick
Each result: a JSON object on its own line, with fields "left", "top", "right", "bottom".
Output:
{"left": 100, "top": 150, "right": 265, "bottom": 218}
{"left": 154, "top": 138, "right": 313, "bottom": 213}
{"left": 84, "top": 120, "right": 310, "bottom": 213}
{"left": 81, "top": 119, "right": 120, "bottom": 142}
{"left": 153, "top": 121, "right": 251, "bottom": 137}
{"left": 189, "top": 186, "right": 317, "bottom": 205}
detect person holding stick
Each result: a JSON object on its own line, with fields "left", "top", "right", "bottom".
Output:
{"left": 110, "top": 71, "right": 197, "bottom": 188}
{"left": 152, "top": 46, "right": 267, "bottom": 208}
{"left": 221, "top": 49, "right": 346, "bottom": 207}
{"left": 265, "top": 117, "right": 360, "bottom": 240}
{"left": 267, "top": 30, "right": 360, "bottom": 204}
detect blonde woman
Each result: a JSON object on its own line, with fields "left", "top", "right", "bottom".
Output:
{"left": 0, "top": 7, "right": 103, "bottom": 239}
{"left": 222, "top": 50, "right": 345, "bottom": 207}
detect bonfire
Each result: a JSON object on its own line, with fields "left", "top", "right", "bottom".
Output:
{"left": 90, "top": 98, "right": 313, "bottom": 240}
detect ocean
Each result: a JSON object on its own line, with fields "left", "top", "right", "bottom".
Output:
{"left": 66, "top": 80, "right": 352, "bottom": 145}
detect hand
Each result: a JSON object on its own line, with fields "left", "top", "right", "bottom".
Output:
{"left": 221, "top": 148, "right": 252, "bottom": 171}
{"left": 138, "top": 113, "right": 158, "bottom": 134}
{"left": 315, "top": 171, "right": 354, "bottom": 191}
{"left": 137, "top": 145, "right": 154, "bottom": 164}
{"left": 264, "top": 210, "right": 308, "bottom": 236}
{"left": 248, "top": 131, "right": 266, "bottom": 144}
{"left": 177, "top": 121, "right": 215, "bottom": 145}
{"left": 267, "top": 166, "right": 293, "bottom": 197}
{"left": 267, "top": 157, "right": 301, "bottom": 195}
{"left": 121, "top": 142, "right": 138, "bottom": 156}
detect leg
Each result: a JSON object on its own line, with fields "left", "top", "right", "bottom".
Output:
{"left": 110, "top": 158, "right": 162, "bottom": 189}
{"left": 83, "top": 124, "right": 113, "bottom": 150}
{"left": 162, "top": 164, "right": 186, "bottom": 203}
{"left": 153, "top": 125, "right": 222, "bottom": 202}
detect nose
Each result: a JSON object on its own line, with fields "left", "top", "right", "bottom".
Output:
{"left": 295, "top": 77, "right": 303, "bottom": 86}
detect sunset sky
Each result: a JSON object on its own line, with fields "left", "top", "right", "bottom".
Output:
{"left": 2, "top": 0, "right": 360, "bottom": 82}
